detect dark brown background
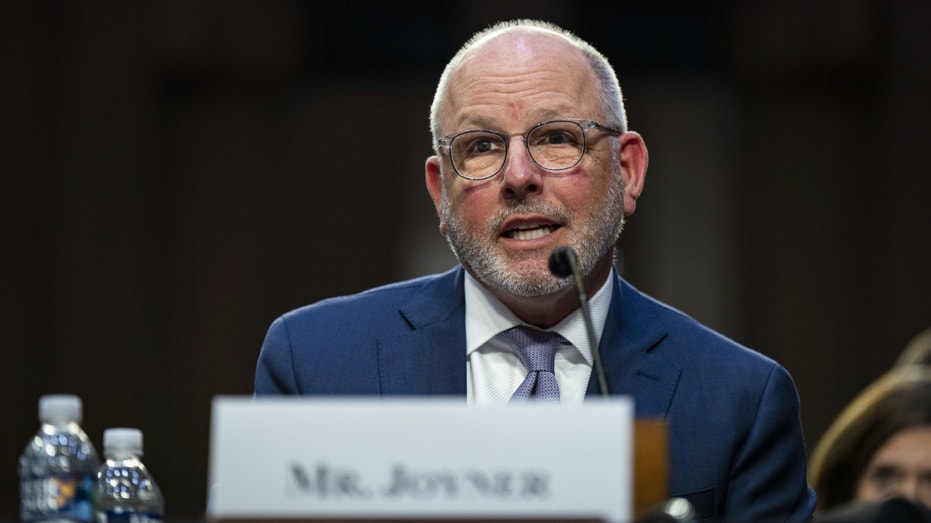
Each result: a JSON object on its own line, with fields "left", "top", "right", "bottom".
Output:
{"left": 3, "top": 1, "right": 930, "bottom": 518}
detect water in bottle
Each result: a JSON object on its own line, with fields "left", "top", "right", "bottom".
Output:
{"left": 96, "top": 427, "right": 164, "bottom": 523}
{"left": 19, "top": 394, "right": 100, "bottom": 522}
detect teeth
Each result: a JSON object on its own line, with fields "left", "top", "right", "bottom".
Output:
{"left": 511, "top": 226, "right": 553, "bottom": 240}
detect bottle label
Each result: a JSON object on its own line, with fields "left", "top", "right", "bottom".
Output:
{"left": 98, "top": 512, "right": 163, "bottom": 523}
{"left": 20, "top": 473, "right": 96, "bottom": 522}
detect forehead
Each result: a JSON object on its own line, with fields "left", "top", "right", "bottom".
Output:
{"left": 442, "top": 31, "right": 601, "bottom": 130}
{"left": 872, "top": 426, "right": 931, "bottom": 462}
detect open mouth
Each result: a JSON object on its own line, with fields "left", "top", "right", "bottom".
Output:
{"left": 503, "top": 224, "right": 560, "bottom": 240}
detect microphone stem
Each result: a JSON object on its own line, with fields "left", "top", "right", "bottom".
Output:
{"left": 569, "top": 261, "right": 610, "bottom": 398}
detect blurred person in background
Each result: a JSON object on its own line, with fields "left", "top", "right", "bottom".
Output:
{"left": 809, "top": 366, "right": 931, "bottom": 519}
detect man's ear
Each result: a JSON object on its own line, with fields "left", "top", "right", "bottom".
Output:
{"left": 618, "top": 131, "right": 648, "bottom": 216}
{"left": 425, "top": 155, "right": 447, "bottom": 235}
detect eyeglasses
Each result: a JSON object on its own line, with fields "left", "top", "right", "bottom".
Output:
{"left": 437, "top": 119, "right": 620, "bottom": 181}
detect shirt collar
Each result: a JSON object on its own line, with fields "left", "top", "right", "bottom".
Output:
{"left": 464, "top": 268, "right": 615, "bottom": 365}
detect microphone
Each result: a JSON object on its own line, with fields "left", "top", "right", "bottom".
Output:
{"left": 548, "top": 246, "right": 609, "bottom": 398}
{"left": 636, "top": 498, "right": 697, "bottom": 523}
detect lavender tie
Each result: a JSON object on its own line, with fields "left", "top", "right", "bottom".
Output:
{"left": 501, "top": 326, "right": 564, "bottom": 403}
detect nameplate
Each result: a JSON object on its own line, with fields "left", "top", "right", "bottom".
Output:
{"left": 208, "top": 396, "right": 633, "bottom": 522}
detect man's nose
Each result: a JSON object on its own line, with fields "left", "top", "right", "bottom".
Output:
{"left": 500, "top": 138, "right": 544, "bottom": 200}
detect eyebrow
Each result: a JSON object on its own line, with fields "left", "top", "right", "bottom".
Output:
{"left": 457, "top": 115, "right": 499, "bottom": 131}
{"left": 455, "top": 108, "right": 572, "bottom": 133}
{"left": 530, "top": 108, "right": 567, "bottom": 122}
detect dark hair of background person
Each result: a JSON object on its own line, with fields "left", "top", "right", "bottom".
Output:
{"left": 895, "top": 326, "right": 931, "bottom": 368}
{"left": 808, "top": 366, "right": 931, "bottom": 511}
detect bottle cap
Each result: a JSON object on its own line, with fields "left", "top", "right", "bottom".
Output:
{"left": 103, "top": 427, "right": 144, "bottom": 456}
{"left": 39, "top": 394, "right": 83, "bottom": 424}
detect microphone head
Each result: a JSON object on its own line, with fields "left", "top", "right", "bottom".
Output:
{"left": 548, "top": 246, "right": 576, "bottom": 278}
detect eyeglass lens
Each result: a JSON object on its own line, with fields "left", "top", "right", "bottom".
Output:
{"left": 450, "top": 121, "right": 586, "bottom": 180}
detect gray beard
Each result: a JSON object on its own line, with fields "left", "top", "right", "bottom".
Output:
{"left": 441, "top": 176, "right": 626, "bottom": 298}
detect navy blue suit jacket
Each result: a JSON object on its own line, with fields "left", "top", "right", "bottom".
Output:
{"left": 255, "top": 267, "right": 816, "bottom": 522}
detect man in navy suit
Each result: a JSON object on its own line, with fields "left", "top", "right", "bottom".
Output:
{"left": 256, "top": 19, "right": 816, "bottom": 522}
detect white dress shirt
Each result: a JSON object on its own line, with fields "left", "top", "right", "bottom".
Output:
{"left": 464, "top": 269, "right": 614, "bottom": 405}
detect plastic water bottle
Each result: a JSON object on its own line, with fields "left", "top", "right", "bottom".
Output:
{"left": 96, "top": 428, "right": 164, "bottom": 523}
{"left": 19, "top": 394, "right": 100, "bottom": 522}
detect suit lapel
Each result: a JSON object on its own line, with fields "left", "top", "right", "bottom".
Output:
{"left": 587, "top": 275, "right": 682, "bottom": 418}
{"left": 377, "top": 268, "right": 468, "bottom": 396}
{"left": 374, "top": 267, "right": 681, "bottom": 411}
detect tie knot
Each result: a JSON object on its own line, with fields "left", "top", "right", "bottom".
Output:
{"left": 499, "top": 325, "right": 564, "bottom": 373}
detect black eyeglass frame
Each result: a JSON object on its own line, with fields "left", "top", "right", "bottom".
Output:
{"left": 436, "top": 118, "right": 621, "bottom": 181}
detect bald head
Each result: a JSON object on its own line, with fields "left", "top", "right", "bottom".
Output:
{"left": 429, "top": 20, "right": 626, "bottom": 147}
